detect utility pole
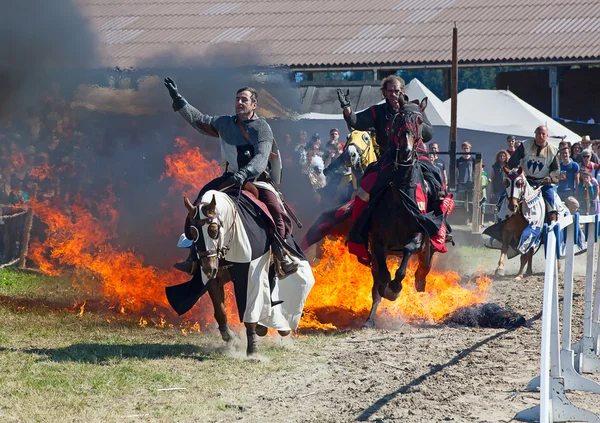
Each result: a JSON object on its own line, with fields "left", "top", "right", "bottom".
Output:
{"left": 448, "top": 23, "right": 458, "bottom": 190}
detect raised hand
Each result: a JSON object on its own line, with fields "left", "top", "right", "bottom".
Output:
{"left": 337, "top": 88, "right": 351, "bottom": 109}
{"left": 164, "top": 77, "right": 180, "bottom": 100}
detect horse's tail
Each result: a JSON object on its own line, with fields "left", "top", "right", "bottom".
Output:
{"left": 300, "top": 201, "right": 353, "bottom": 250}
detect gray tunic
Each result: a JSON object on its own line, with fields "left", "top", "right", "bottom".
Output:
{"left": 176, "top": 101, "right": 274, "bottom": 178}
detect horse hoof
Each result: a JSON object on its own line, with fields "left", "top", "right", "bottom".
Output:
{"left": 246, "top": 335, "right": 258, "bottom": 356}
{"left": 256, "top": 324, "right": 268, "bottom": 337}
{"left": 378, "top": 284, "right": 388, "bottom": 299}
{"left": 383, "top": 287, "right": 399, "bottom": 301}
{"left": 495, "top": 268, "right": 505, "bottom": 276}
{"left": 278, "top": 330, "right": 290, "bottom": 337}
{"left": 415, "top": 281, "right": 425, "bottom": 293}
{"left": 219, "top": 326, "right": 235, "bottom": 343}
{"left": 363, "top": 319, "right": 375, "bottom": 329}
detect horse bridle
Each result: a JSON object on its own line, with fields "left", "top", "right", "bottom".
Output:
{"left": 389, "top": 109, "right": 423, "bottom": 169}
{"left": 189, "top": 186, "right": 241, "bottom": 260}
{"left": 506, "top": 172, "right": 526, "bottom": 211}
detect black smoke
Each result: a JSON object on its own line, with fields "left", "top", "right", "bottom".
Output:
{"left": 0, "top": 0, "right": 98, "bottom": 116}
{"left": 0, "top": 0, "right": 314, "bottom": 270}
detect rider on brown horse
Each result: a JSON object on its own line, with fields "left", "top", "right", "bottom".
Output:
{"left": 337, "top": 75, "right": 454, "bottom": 265}
{"left": 164, "top": 78, "right": 298, "bottom": 277}
{"left": 504, "top": 125, "right": 561, "bottom": 222}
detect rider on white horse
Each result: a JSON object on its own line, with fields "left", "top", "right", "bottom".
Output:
{"left": 502, "top": 125, "right": 561, "bottom": 222}
{"left": 164, "top": 78, "right": 298, "bottom": 278}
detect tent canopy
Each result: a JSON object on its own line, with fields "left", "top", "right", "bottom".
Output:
{"left": 444, "top": 88, "right": 580, "bottom": 144}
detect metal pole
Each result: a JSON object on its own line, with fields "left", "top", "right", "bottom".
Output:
{"left": 549, "top": 66, "right": 559, "bottom": 118}
{"left": 471, "top": 156, "right": 482, "bottom": 233}
{"left": 448, "top": 24, "right": 458, "bottom": 190}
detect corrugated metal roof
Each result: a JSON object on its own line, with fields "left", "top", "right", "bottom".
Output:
{"left": 75, "top": 0, "right": 600, "bottom": 68}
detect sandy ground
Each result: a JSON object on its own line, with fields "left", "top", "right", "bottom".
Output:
{"left": 214, "top": 245, "right": 600, "bottom": 423}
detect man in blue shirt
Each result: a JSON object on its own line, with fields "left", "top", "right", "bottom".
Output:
{"left": 558, "top": 146, "right": 580, "bottom": 196}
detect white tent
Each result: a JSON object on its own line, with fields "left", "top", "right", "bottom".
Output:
{"left": 294, "top": 78, "right": 450, "bottom": 126}
{"left": 444, "top": 88, "right": 581, "bottom": 145}
{"left": 404, "top": 78, "right": 450, "bottom": 127}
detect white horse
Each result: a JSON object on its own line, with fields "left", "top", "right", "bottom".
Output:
{"left": 492, "top": 166, "right": 546, "bottom": 280}
{"left": 170, "top": 186, "right": 315, "bottom": 355}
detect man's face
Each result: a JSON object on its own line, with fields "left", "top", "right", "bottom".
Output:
{"left": 461, "top": 145, "right": 470, "bottom": 155}
{"left": 235, "top": 90, "right": 256, "bottom": 116}
{"left": 582, "top": 141, "right": 591, "bottom": 150}
{"left": 384, "top": 81, "right": 403, "bottom": 109}
{"left": 506, "top": 138, "right": 516, "bottom": 148}
{"left": 430, "top": 143, "right": 439, "bottom": 153}
{"left": 561, "top": 148, "right": 570, "bottom": 160}
{"left": 330, "top": 130, "right": 339, "bottom": 141}
{"left": 535, "top": 127, "right": 549, "bottom": 145}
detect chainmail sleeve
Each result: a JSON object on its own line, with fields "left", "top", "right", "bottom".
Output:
{"left": 241, "top": 118, "right": 273, "bottom": 178}
{"left": 177, "top": 101, "right": 223, "bottom": 137}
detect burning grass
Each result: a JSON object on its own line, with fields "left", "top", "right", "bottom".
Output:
{"left": 300, "top": 237, "right": 493, "bottom": 330}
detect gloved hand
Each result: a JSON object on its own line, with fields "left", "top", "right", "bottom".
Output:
{"left": 337, "top": 88, "right": 351, "bottom": 109}
{"left": 228, "top": 169, "right": 248, "bottom": 187}
{"left": 164, "top": 77, "right": 181, "bottom": 100}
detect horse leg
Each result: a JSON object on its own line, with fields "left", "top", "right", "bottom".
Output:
{"left": 364, "top": 279, "right": 382, "bottom": 329}
{"left": 515, "top": 252, "right": 528, "bottom": 281}
{"left": 414, "top": 244, "right": 433, "bottom": 293}
{"left": 207, "top": 278, "right": 235, "bottom": 343}
{"left": 496, "top": 220, "right": 514, "bottom": 276}
{"left": 389, "top": 234, "right": 421, "bottom": 298}
{"left": 244, "top": 322, "right": 258, "bottom": 356}
{"left": 525, "top": 249, "right": 534, "bottom": 276}
{"left": 371, "top": 239, "right": 391, "bottom": 300}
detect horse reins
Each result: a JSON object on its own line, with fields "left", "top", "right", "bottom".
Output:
{"left": 190, "top": 184, "right": 242, "bottom": 261}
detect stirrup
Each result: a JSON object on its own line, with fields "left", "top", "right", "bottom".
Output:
{"left": 273, "top": 256, "right": 298, "bottom": 279}
{"left": 173, "top": 259, "right": 196, "bottom": 275}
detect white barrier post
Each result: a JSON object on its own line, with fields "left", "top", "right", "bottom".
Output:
{"left": 516, "top": 217, "right": 600, "bottom": 422}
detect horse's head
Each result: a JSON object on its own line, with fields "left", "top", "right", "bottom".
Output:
{"left": 184, "top": 194, "right": 222, "bottom": 280}
{"left": 503, "top": 166, "right": 527, "bottom": 213}
{"left": 388, "top": 98, "right": 427, "bottom": 164}
{"left": 343, "top": 130, "right": 375, "bottom": 171}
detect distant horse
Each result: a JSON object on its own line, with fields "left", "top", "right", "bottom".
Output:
{"left": 166, "top": 186, "right": 315, "bottom": 355}
{"left": 318, "top": 131, "right": 378, "bottom": 208}
{"left": 485, "top": 166, "right": 545, "bottom": 280}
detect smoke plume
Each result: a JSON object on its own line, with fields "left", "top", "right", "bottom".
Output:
{"left": 0, "top": 0, "right": 98, "bottom": 115}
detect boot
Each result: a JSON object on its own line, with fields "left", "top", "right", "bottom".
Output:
{"left": 271, "top": 239, "right": 298, "bottom": 279}
{"left": 173, "top": 248, "right": 197, "bottom": 275}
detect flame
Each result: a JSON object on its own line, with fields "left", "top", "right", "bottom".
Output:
{"left": 161, "top": 137, "right": 222, "bottom": 198}
{"left": 30, "top": 163, "right": 54, "bottom": 181}
{"left": 299, "top": 238, "right": 492, "bottom": 329}
{"left": 27, "top": 132, "right": 491, "bottom": 334}
{"left": 78, "top": 300, "right": 86, "bottom": 317}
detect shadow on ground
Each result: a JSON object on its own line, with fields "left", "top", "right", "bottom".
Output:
{"left": 22, "top": 342, "right": 214, "bottom": 363}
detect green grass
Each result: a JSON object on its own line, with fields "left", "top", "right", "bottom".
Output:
{"left": 0, "top": 268, "right": 340, "bottom": 423}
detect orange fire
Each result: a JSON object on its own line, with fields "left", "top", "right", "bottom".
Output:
{"left": 28, "top": 134, "right": 491, "bottom": 334}
{"left": 161, "top": 137, "right": 222, "bottom": 198}
{"left": 300, "top": 237, "right": 492, "bottom": 329}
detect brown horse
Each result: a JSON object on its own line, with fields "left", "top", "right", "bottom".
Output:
{"left": 490, "top": 166, "right": 545, "bottom": 280}
{"left": 302, "top": 99, "right": 442, "bottom": 328}
{"left": 360, "top": 100, "right": 440, "bottom": 327}
{"left": 171, "top": 187, "right": 315, "bottom": 356}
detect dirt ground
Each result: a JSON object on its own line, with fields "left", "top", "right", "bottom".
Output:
{"left": 2, "top": 244, "right": 599, "bottom": 422}
{"left": 211, "top": 245, "right": 600, "bottom": 423}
